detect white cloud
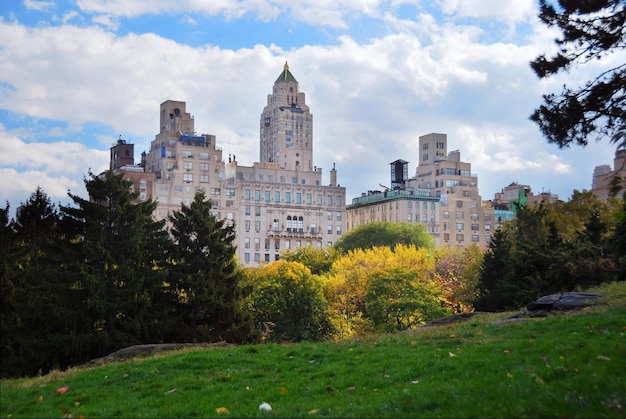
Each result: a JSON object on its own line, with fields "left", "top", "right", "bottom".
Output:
{"left": 0, "top": 125, "right": 108, "bottom": 209}
{"left": 0, "top": 1, "right": 621, "bottom": 211}
{"left": 24, "top": 0, "right": 56, "bottom": 12}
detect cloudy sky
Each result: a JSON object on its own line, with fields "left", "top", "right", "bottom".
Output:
{"left": 0, "top": 0, "right": 622, "bottom": 214}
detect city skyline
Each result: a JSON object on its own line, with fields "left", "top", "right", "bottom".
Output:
{"left": 1, "top": 0, "right": 622, "bottom": 212}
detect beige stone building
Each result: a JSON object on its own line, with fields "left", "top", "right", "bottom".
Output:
{"left": 346, "top": 133, "right": 495, "bottom": 249}
{"left": 591, "top": 148, "right": 625, "bottom": 200}
{"left": 346, "top": 160, "right": 441, "bottom": 239}
{"left": 112, "top": 63, "right": 345, "bottom": 267}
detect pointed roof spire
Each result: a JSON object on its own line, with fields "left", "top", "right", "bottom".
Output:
{"left": 275, "top": 61, "right": 297, "bottom": 83}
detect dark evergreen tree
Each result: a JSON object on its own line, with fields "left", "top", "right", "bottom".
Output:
{"left": 0, "top": 189, "right": 89, "bottom": 377}
{"left": 474, "top": 228, "right": 517, "bottom": 311}
{"left": 530, "top": 0, "right": 625, "bottom": 148}
{"left": 167, "top": 191, "right": 257, "bottom": 344}
{"left": 0, "top": 201, "right": 19, "bottom": 377}
{"left": 59, "top": 171, "right": 170, "bottom": 358}
{"left": 607, "top": 194, "right": 626, "bottom": 278}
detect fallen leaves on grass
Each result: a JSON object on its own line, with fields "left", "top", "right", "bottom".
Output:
{"left": 56, "top": 386, "right": 69, "bottom": 395}
{"left": 215, "top": 406, "right": 230, "bottom": 415}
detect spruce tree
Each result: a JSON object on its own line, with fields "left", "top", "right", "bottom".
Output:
{"left": 59, "top": 171, "right": 169, "bottom": 357}
{"left": 167, "top": 191, "right": 256, "bottom": 343}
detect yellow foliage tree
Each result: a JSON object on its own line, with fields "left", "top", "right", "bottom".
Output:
{"left": 324, "top": 245, "right": 447, "bottom": 337}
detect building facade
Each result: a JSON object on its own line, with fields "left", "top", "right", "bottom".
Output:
{"left": 112, "top": 64, "right": 345, "bottom": 267}
{"left": 591, "top": 148, "right": 625, "bottom": 200}
{"left": 346, "top": 133, "right": 495, "bottom": 249}
{"left": 346, "top": 160, "right": 442, "bottom": 241}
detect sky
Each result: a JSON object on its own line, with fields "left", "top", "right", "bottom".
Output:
{"left": 1, "top": 0, "right": 623, "bottom": 215}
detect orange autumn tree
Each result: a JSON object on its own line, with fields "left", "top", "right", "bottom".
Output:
{"left": 433, "top": 245, "right": 484, "bottom": 313}
{"left": 324, "top": 245, "right": 451, "bottom": 337}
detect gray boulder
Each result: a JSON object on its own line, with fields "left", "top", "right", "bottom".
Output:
{"left": 526, "top": 292, "right": 601, "bottom": 312}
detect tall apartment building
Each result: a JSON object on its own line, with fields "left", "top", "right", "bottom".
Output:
{"left": 591, "top": 148, "right": 626, "bottom": 200}
{"left": 346, "top": 133, "right": 495, "bottom": 249}
{"left": 415, "top": 133, "right": 494, "bottom": 248}
{"left": 111, "top": 63, "right": 345, "bottom": 266}
{"left": 226, "top": 63, "right": 346, "bottom": 264}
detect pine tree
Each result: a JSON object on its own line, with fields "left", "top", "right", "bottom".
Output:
{"left": 167, "top": 191, "right": 256, "bottom": 343}
{"left": 530, "top": 0, "right": 625, "bottom": 148}
{"left": 59, "top": 171, "right": 169, "bottom": 357}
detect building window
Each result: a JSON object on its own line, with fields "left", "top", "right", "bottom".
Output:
{"left": 255, "top": 190, "right": 261, "bottom": 200}
{"left": 245, "top": 220, "right": 250, "bottom": 231}
{"left": 255, "top": 206, "right": 261, "bottom": 216}
{"left": 456, "top": 223, "right": 464, "bottom": 230}
{"left": 456, "top": 200, "right": 463, "bottom": 208}
{"left": 463, "top": 190, "right": 471, "bottom": 197}
{"left": 443, "top": 211, "right": 449, "bottom": 219}
{"left": 327, "top": 195, "right": 333, "bottom": 205}
{"left": 336, "top": 212, "right": 342, "bottom": 221}
{"left": 317, "top": 194, "right": 322, "bottom": 204}
{"left": 254, "top": 238, "right": 260, "bottom": 251}
{"left": 244, "top": 189, "right": 251, "bottom": 200}
{"left": 199, "top": 174, "right": 209, "bottom": 183}
{"left": 226, "top": 188, "right": 236, "bottom": 197}
{"left": 244, "top": 253, "right": 250, "bottom": 263}
{"left": 327, "top": 211, "right": 333, "bottom": 221}
{"left": 327, "top": 225, "right": 333, "bottom": 234}
{"left": 199, "top": 152, "right": 209, "bottom": 160}
{"left": 471, "top": 224, "right": 479, "bottom": 231}
{"left": 456, "top": 234, "right": 464, "bottom": 242}
{"left": 285, "top": 192, "right": 291, "bottom": 203}
{"left": 471, "top": 235, "right": 480, "bottom": 243}
{"left": 255, "top": 221, "right": 261, "bottom": 231}
{"left": 183, "top": 161, "right": 193, "bottom": 170}
{"left": 456, "top": 211, "right": 464, "bottom": 219}
{"left": 244, "top": 237, "right": 250, "bottom": 249}
{"left": 211, "top": 188, "right": 220, "bottom": 195}
{"left": 443, "top": 222, "right": 449, "bottom": 230}
{"left": 182, "top": 150, "right": 192, "bottom": 158}
{"left": 336, "top": 225, "right": 342, "bottom": 235}
{"left": 296, "top": 193, "right": 302, "bottom": 204}
{"left": 471, "top": 212, "right": 479, "bottom": 221}
{"left": 265, "top": 190, "right": 270, "bottom": 201}
{"left": 227, "top": 212, "right": 234, "bottom": 220}
{"left": 183, "top": 173, "right": 193, "bottom": 182}
{"left": 306, "top": 193, "right": 312, "bottom": 204}
{"left": 273, "top": 219, "right": 279, "bottom": 231}
{"left": 485, "top": 214, "right": 492, "bottom": 221}
{"left": 275, "top": 191, "right": 280, "bottom": 202}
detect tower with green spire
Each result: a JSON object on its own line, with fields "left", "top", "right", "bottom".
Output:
{"left": 260, "top": 62, "right": 313, "bottom": 171}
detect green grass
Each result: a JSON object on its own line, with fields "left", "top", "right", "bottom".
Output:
{"left": 2, "top": 282, "right": 625, "bottom": 418}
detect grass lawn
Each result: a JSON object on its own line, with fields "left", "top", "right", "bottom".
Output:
{"left": 2, "top": 281, "right": 625, "bottom": 418}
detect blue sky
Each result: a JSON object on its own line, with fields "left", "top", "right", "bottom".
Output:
{"left": 0, "top": 0, "right": 622, "bottom": 213}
